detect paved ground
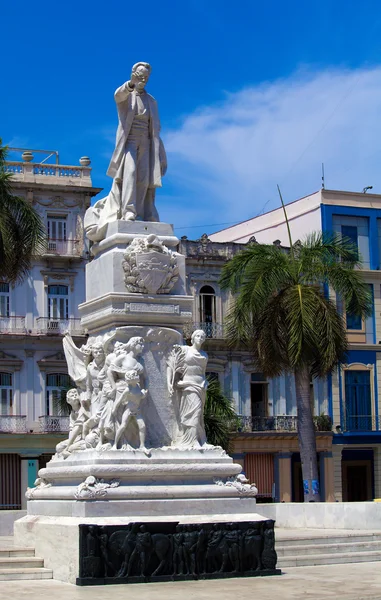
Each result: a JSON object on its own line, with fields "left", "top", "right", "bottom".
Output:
{"left": 1, "top": 562, "right": 381, "bottom": 600}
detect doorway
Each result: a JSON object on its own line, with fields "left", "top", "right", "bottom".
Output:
{"left": 342, "top": 449, "right": 374, "bottom": 501}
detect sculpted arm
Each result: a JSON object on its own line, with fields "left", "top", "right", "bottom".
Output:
{"left": 114, "top": 81, "right": 134, "bottom": 103}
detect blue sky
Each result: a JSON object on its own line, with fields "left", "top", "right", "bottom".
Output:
{"left": 2, "top": 0, "right": 381, "bottom": 238}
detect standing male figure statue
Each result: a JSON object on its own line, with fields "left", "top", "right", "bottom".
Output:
{"left": 85, "top": 62, "right": 167, "bottom": 241}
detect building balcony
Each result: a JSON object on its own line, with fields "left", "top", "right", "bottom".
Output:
{"left": 36, "top": 317, "right": 84, "bottom": 336}
{"left": 233, "top": 414, "right": 332, "bottom": 433}
{"left": 38, "top": 415, "right": 70, "bottom": 433}
{"left": 0, "top": 415, "right": 27, "bottom": 433}
{"left": 41, "top": 238, "right": 83, "bottom": 258}
{"left": 5, "top": 160, "right": 92, "bottom": 187}
{"left": 342, "top": 415, "right": 378, "bottom": 432}
{"left": 194, "top": 322, "right": 224, "bottom": 339}
{"left": 234, "top": 415, "right": 298, "bottom": 433}
{"left": 0, "top": 316, "right": 26, "bottom": 334}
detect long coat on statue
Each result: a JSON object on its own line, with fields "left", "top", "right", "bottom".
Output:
{"left": 107, "top": 82, "right": 164, "bottom": 188}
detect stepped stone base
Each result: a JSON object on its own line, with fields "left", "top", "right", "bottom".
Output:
{"left": 15, "top": 512, "right": 271, "bottom": 584}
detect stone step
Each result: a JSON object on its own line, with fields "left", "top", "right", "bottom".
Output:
{"left": 0, "top": 567, "right": 53, "bottom": 581}
{"left": 278, "top": 550, "right": 381, "bottom": 568}
{"left": 277, "top": 540, "right": 381, "bottom": 556}
{"left": 0, "top": 548, "right": 35, "bottom": 558}
{"left": 276, "top": 534, "right": 381, "bottom": 547}
{"left": 0, "top": 557, "right": 44, "bottom": 569}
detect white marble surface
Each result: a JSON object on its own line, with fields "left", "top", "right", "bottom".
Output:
{"left": 258, "top": 502, "right": 381, "bottom": 530}
{"left": 14, "top": 509, "right": 266, "bottom": 584}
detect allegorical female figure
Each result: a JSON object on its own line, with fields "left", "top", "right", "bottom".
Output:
{"left": 167, "top": 330, "right": 209, "bottom": 448}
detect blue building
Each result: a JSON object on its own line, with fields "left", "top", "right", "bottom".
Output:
{"left": 210, "top": 188, "right": 381, "bottom": 502}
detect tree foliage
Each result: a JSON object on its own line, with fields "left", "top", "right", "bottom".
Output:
{"left": 0, "top": 140, "right": 46, "bottom": 283}
{"left": 204, "top": 377, "right": 238, "bottom": 453}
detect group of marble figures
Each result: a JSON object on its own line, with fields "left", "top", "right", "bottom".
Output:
{"left": 56, "top": 329, "right": 209, "bottom": 457}
{"left": 79, "top": 521, "right": 278, "bottom": 582}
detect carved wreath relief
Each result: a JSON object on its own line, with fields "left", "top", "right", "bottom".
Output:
{"left": 122, "top": 234, "right": 179, "bottom": 294}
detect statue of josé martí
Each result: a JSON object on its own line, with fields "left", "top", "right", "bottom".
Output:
{"left": 84, "top": 62, "right": 168, "bottom": 242}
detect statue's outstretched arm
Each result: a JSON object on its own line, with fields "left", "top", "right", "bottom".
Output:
{"left": 114, "top": 81, "right": 134, "bottom": 103}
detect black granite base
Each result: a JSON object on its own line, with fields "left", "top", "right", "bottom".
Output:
{"left": 76, "top": 520, "right": 281, "bottom": 586}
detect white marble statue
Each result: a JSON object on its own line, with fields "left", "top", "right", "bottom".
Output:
{"left": 55, "top": 388, "right": 90, "bottom": 456}
{"left": 83, "top": 342, "right": 107, "bottom": 437}
{"left": 84, "top": 62, "right": 167, "bottom": 242}
{"left": 167, "top": 330, "right": 209, "bottom": 448}
{"left": 112, "top": 368, "right": 148, "bottom": 451}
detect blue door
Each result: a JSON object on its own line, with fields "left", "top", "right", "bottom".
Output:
{"left": 344, "top": 370, "right": 372, "bottom": 431}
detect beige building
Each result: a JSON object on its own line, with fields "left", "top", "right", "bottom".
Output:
{"left": 0, "top": 150, "right": 100, "bottom": 509}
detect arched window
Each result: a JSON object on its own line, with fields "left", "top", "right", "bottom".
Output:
{"left": 46, "top": 373, "right": 71, "bottom": 415}
{"left": 199, "top": 285, "right": 216, "bottom": 324}
{"left": 0, "top": 372, "right": 13, "bottom": 415}
{"left": 48, "top": 285, "right": 68, "bottom": 321}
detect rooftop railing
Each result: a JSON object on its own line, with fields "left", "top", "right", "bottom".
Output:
{"left": 5, "top": 161, "right": 92, "bottom": 186}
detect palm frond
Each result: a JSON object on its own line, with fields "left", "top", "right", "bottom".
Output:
{"left": 0, "top": 139, "right": 46, "bottom": 283}
{"left": 204, "top": 378, "right": 237, "bottom": 453}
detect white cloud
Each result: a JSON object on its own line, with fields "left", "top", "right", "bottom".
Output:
{"left": 164, "top": 66, "right": 381, "bottom": 233}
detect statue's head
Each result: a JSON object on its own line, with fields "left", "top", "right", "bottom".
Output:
{"left": 131, "top": 62, "right": 151, "bottom": 92}
{"left": 126, "top": 336, "right": 144, "bottom": 355}
{"left": 125, "top": 369, "right": 140, "bottom": 384}
{"left": 91, "top": 342, "right": 105, "bottom": 362}
{"left": 66, "top": 388, "right": 80, "bottom": 411}
{"left": 191, "top": 329, "right": 206, "bottom": 347}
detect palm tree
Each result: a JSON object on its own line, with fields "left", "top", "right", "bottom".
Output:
{"left": 0, "top": 140, "right": 45, "bottom": 283}
{"left": 220, "top": 193, "right": 372, "bottom": 502}
{"left": 204, "top": 377, "right": 238, "bottom": 453}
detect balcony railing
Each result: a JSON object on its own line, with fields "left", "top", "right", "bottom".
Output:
{"left": 5, "top": 161, "right": 92, "bottom": 186}
{"left": 0, "top": 416, "right": 27, "bottom": 433}
{"left": 36, "top": 317, "right": 84, "bottom": 336}
{"left": 0, "top": 316, "right": 26, "bottom": 334}
{"left": 194, "top": 322, "right": 224, "bottom": 339}
{"left": 233, "top": 414, "right": 333, "bottom": 433}
{"left": 234, "top": 415, "right": 298, "bottom": 432}
{"left": 39, "top": 416, "right": 70, "bottom": 433}
{"left": 343, "top": 414, "right": 377, "bottom": 432}
{"left": 42, "top": 239, "right": 82, "bottom": 257}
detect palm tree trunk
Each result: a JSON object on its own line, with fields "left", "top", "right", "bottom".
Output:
{"left": 294, "top": 366, "right": 321, "bottom": 502}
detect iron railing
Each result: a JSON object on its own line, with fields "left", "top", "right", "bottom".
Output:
{"left": 42, "top": 239, "right": 82, "bottom": 257}
{"left": 0, "top": 416, "right": 27, "bottom": 433}
{"left": 38, "top": 416, "right": 70, "bottom": 433}
{"left": 194, "top": 322, "right": 224, "bottom": 339}
{"left": 0, "top": 316, "right": 26, "bottom": 334}
{"left": 343, "top": 414, "right": 377, "bottom": 432}
{"left": 36, "top": 317, "right": 84, "bottom": 336}
{"left": 234, "top": 415, "right": 298, "bottom": 432}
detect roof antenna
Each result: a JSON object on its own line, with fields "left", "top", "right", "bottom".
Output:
{"left": 321, "top": 163, "right": 325, "bottom": 189}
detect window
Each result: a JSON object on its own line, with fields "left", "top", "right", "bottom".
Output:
{"left": 344, "top": 370, "right": 372, "bottom": 431}
{"left": 47, "top": 216, "right": 67, "bottom": 241}
{"left": 341, "top": 225, "right": 358, "bottom": 257}
{"left": 0, "top": 283, "right": 9, "bottom": 318}
{"left": 206, "top": 372, "right": 219, "bottom": 383}
{"left": 199, "top": 285, "right": 216, "bottom": 324}
{"left": 346, "top": 311, "right": 363, "bottom": 331}
{"left": 0, "top": 373, "right": 13, "bottom": 415}
{"left": 48, "top": 285, "right": 68, "bottom": 321}
{"left": 46, "top": 373, "right": 71, "bottom": 415}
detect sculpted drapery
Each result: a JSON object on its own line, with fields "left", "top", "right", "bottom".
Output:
{"left": 84, "top": 62, "right": 167, "bottom": 242}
